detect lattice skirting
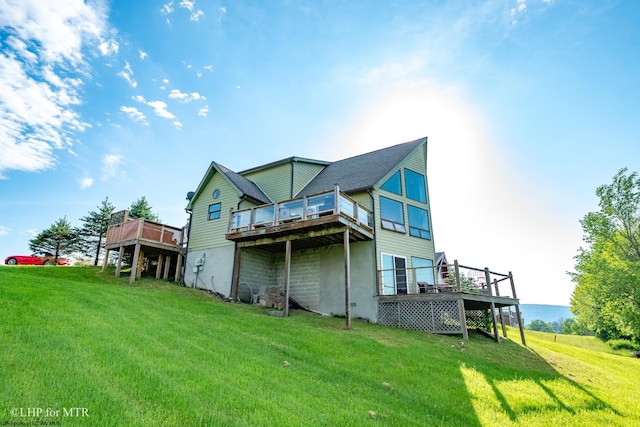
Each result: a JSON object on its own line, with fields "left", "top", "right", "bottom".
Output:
{"left": 465, "top": 309, "right": 491, "bottom": 331}
{"left": 377, "top": 300, "right": 462, "bottom": 334}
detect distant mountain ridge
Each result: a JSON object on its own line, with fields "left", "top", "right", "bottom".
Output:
{"left": 518, "top": 304, "right": 573, "bottom": 325}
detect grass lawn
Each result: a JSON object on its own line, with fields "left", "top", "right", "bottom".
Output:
{"left": 1, "top": 266, "right": 639, "bottom": 426}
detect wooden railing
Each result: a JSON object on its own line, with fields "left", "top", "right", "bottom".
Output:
{"left": 377, "top": 260, "right": 517, "bottom": 299}
{"left": 106, "top": 218, "right": 183, "bottom": 247}
{"left": 228, "top": 186, "right": 373, "bottom": 233}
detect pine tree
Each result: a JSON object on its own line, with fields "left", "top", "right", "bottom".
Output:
{"left": 129, "top": 196, "right": 160, "bottom": 222}
{"left": 29, "top": 217, "right": 78, "bottom": 264}
{"left": 78, "top": 197, "right": 116, "bottom": 265}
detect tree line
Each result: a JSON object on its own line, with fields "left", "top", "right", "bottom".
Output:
{"left": 29, "top": 196, "right": 160, "bottom": 265}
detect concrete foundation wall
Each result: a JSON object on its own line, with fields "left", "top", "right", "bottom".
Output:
{"left": 236, "top": 240, "right": 376, "bottom": 322}
{"left": 319, "top": 241, "right": 377, "bottom": 321}
{"left": 184, "top": 246, "right": 235, "bottom": 295}
{"left": 238, "top": 247, "right": 276, "bottom": 295}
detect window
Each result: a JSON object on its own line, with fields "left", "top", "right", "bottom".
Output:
{"left": 208, "top": 203, "right": 221, "bottom": 220}
{"left": 407, "top": 205, "right": 430, "bottom": 239}
{"left": 380, "top": 196, "right": 405, "bottom": 233}
{"left": 412, "top": 257, "right": 435, "bottom": 286}
{"left": 405, "top": 169, "right": 427, "bottom": 203}
{"left": 380, "top": 170, "right": 402, "bottom": 195}
{"left": 381, "top": 254, "right": 407, "bottom": 295}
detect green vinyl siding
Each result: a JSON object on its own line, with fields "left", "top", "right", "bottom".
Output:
{"left": 188, "top": 172, "right": 239, "bottom": 251}
{"left": 292, "top": 161, "right": 325, "bottom": 196}
{"left": 243, "top": 163, "right": 291, "bottom": 202}
{"left": 371, "top": 142, "right": 435, "bottom": 272}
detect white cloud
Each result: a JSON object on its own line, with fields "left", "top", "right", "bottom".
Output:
{"left": 219, "top": 7, "right": 227, "bottom": 13}
{"left": 147, "top": 100, "right": 176, "bottom": 120}
{"left": 0, "top": 226, "right": 10, "bottom": 236}
{"left": 134, "top": 97, "right": 181, "bottom": 129}
{"left": 80, "top": 176, "right": 94, "bottom": 189}
{"left": 191, "top": 10, "right": 204, "bottom": 21}
{"left": 25, "top": 228, "right": 38, "bottom": 237}
{"left": 102, "top": 154, "right": 123, "bottom": 180}
{"left": 117, "top": 61, "right": 137, "bottom": 88}
{"left": 198, "top": 105, "right": 209, "bottom": 117}
{"left": 204, "top": 65, "right": 214, "bottom": 72}
{"left": 511, "top": 0, "right": 527, "bottom": 25}
{"left": 161, "top": 2, "right": 174, "bottom": 14}
{"left": 0, "top": 0, "right": 109, "bottom": 178}
{"left": 139, "top": 50, "right": 148, "bottom": 60}
{"left": 196, "top": 72, "right": 202, "bottom": 78}
{"left": 120, "top": 106, "right": 148, "bottom": 124}
{"left": 162, "top": 79, "right": 170, "bottom": 84}
{"left": 99, "top": 39, "right": 119, "bottom": 56}
{"left": 179, "top": 0, "right": 195, "bottom": 11}
{"left": 168, "top": 89, "right": 206, "bottom": 103}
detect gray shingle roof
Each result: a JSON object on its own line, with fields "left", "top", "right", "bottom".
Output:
{"left": 297, "top": 137, "right": 426, "bottom": 196}
{"left": 216, "top": 162, "right": 271, "bottom": 204}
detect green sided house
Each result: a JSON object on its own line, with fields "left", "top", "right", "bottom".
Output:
{"left": 183, "top": 136, "right": 524, "bottom": 341}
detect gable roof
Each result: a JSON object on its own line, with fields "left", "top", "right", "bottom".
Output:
{"left": 187, "top": 162, "right": 270, "bottom": 210}
{"left": 297, "top": 137, "right": 426, "bottom": 196}
{"left": 217, "top": 163, "right": 271, "bottom": 204}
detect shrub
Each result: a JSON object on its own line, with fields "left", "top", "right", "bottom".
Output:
{"left": 606, "top": 339, "right": 640, "bottom": 351}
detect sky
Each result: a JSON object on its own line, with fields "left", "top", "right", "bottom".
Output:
{"left": 1, "top": 0, "right": 639, "bottom": 306}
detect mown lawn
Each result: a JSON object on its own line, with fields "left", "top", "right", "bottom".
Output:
{"left": 1, "top": 266, "right": 638, "bottom": 426}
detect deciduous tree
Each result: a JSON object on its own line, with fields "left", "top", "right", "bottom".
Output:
{"left": 571, "top": 168, "right": 640, "bottom": 342}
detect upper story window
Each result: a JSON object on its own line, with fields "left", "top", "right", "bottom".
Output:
{"left": 405, "top": 169, "right": 427, "bottom": 203}
{"left": 208, "top": 203, "right": 221, "bottom": 220}
{"left": 380, "top": 196, "right": 406, "bottom": 233}
{"left": 380, "top": 170, "right": 402, "bottom": 195}
{"left": 407, "top": 205, "right": 430, "bottom": 239}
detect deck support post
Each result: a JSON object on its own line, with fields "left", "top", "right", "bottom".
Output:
{"left": 130, "top": 243, "right": 141, "bottom": 284}
{"left": 283, "top": 240, "right": 292, "bottom": 317}
{"left": 485, "top": 268, "right": 500, "bottom": 342}
{"left": 509, "top": 272, "right": 527, "bottom": 346}
{"left": 458, "top": 298, "right": 469, "bottom": 340}
{"left": 156, "top": 254, "right": 164, "bottom": 279}
{"left": 136, "top": 249, "right": 144, "bottom": 279}
{"left": 494, "top": 279, "right": 507, "bottom": 338}
{"left": 231, "top": 245, "right": 242, "bottom": 299}
{"left": 163, "top": 254, "right": 171, "bottom": 280}
{"left": 344, "top": 228, "right": 351, "bottom": 329}
{"left": 175, "top": 252, "right": 183, "bottom": 283}
{"left": 454, "top": 260, "right": 462, "bottom": 292}
{"left": 115, "top": 246, "right": 125, "bottom": 277}
{"left": 102, "top": 248, "right": 110, "bottom": 271}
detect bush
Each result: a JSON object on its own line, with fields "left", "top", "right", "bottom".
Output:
{"left": 607, "top": 339, "right": 640, "bottom": 351}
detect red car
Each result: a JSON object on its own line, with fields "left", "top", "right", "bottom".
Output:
{"left": 4, "top": 254, "right": 70, "bottom": 266}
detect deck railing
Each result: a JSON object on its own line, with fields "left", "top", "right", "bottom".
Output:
{"left": 106, "top": 218, "right": 183, "bottom": 248}
{"left": 228, "top": 186, "right": 373, "bottom": 233}
{"left": 377, "top": 261, "right": 517, "bottom": 299}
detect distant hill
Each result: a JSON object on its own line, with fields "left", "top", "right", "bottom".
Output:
{"left": 519, "top": 304, "right": 573, "bottom": 325}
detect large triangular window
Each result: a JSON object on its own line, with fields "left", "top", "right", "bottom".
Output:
{"left": 380, "top": 170, "right": 402, "bottom": 195}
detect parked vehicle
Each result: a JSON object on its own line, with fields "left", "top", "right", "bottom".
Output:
{"left": 4, "top": 254, "right": 70, "bottom": 266}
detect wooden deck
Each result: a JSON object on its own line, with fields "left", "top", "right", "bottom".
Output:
{"left": 376, "top": 261, "right": 527, "bottom": 345}
{"left": 103, "top": 211, "right": 184, "bottom": 283}
{"left": 226, "top": 186, "right": 373, "bottom": 249}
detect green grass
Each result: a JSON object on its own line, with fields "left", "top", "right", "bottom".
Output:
{"left": 1, "top": 266, "right": 639, "bottom": 426}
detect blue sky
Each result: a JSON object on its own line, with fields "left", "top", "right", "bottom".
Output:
{"left": 1, "top": 0, "right": 639, "bottom": 305}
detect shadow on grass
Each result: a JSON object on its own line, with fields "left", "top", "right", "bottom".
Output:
{"left": 460, "top": 336, "right": 618, "bottom": 424}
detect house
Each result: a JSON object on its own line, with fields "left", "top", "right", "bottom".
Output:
{"left": 184, "top": 137, "right": 436, "bottom": 323}
{"left": 183, "top": 136, "right": 525, "bottom": 343}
